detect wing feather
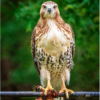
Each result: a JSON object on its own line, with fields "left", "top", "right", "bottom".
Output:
{"left": 65, "top": 23, "right": 75, "bottom": 58}
{"left": 31, "top": 27, "right": 40, "bottom": 76}
{"left": 69, "top": 25, "right": 75, "bottom": 58}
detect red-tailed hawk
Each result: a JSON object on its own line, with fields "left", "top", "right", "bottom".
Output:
{"left": 31, "top": 1, "right": 75, "bottom": 99}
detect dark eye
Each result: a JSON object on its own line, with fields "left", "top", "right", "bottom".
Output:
{"left": 53, "top": 5, "right": 56, "bottom": 9}
{"left": 43, "top": 5, "right": 46, "bottom": 9}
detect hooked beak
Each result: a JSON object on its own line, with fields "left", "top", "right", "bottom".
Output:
{"left": 48, "top": 8, "right": 51, "bottom": 13}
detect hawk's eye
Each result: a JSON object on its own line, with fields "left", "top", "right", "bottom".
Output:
{"left": 53, "top": 5, "right": 56, "bottom": 9}
{"left": 43, "top": 5, "right": 46, "bottom": 9}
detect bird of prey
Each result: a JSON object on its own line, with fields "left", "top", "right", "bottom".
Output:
{"left": 31, "top": 1, "right": 75, "bottom": 99}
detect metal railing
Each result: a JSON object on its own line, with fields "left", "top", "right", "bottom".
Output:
{"left": 0, "top": 86, "right": 99, "bottom": 100}
{"left": 0, "top": 91, "right": 99, "bottom": 97}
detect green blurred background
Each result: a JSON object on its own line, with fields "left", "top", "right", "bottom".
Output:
{"left": 1, "top": 0, "right": 99, "bottom": 100}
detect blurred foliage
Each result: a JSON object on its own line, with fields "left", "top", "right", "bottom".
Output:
{"left": 1, "top": 0, "right": 99, "bottom": 99}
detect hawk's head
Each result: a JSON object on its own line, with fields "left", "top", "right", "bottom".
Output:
{"left": 40, "top": 1, "right": 60, "bottom": 19}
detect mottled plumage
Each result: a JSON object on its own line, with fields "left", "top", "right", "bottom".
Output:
{"left": 31, "top": 1, "right": 75, "bottom": 99}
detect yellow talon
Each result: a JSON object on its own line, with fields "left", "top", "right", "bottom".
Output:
{"left": 59, "top": 80, "right": 74, "bottom": 99}
{"left": 40, "top": 79, "right": 54, "bottom": 95}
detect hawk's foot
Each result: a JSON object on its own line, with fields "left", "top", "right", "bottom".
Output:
{"left": 40, "top": 79, "right": 56, "bottom": 96}
{"left": 59, "top": 88, "right": 74, "bottom": 99}
{"left": 40, "top": 85, "right": 55, "bottom": 95}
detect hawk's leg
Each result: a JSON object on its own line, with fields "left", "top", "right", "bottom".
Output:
{"left": 40, "top": 79, "right": 54, "bottom": 96}
{"left": 59, "top": 80, "right": 74, "bottom": 99}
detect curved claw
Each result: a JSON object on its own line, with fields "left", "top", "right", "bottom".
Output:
{"left": 57, "top": 93, "right": 60, "bottom": 98}
{"left": 43, "top": 94, "right": 47, "bottom": 100}
{"left": 53, "top": 89, "right": 56, "bottom": 94}
{"left": 44, "top": 94, "right": 47, "bottom": 98}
